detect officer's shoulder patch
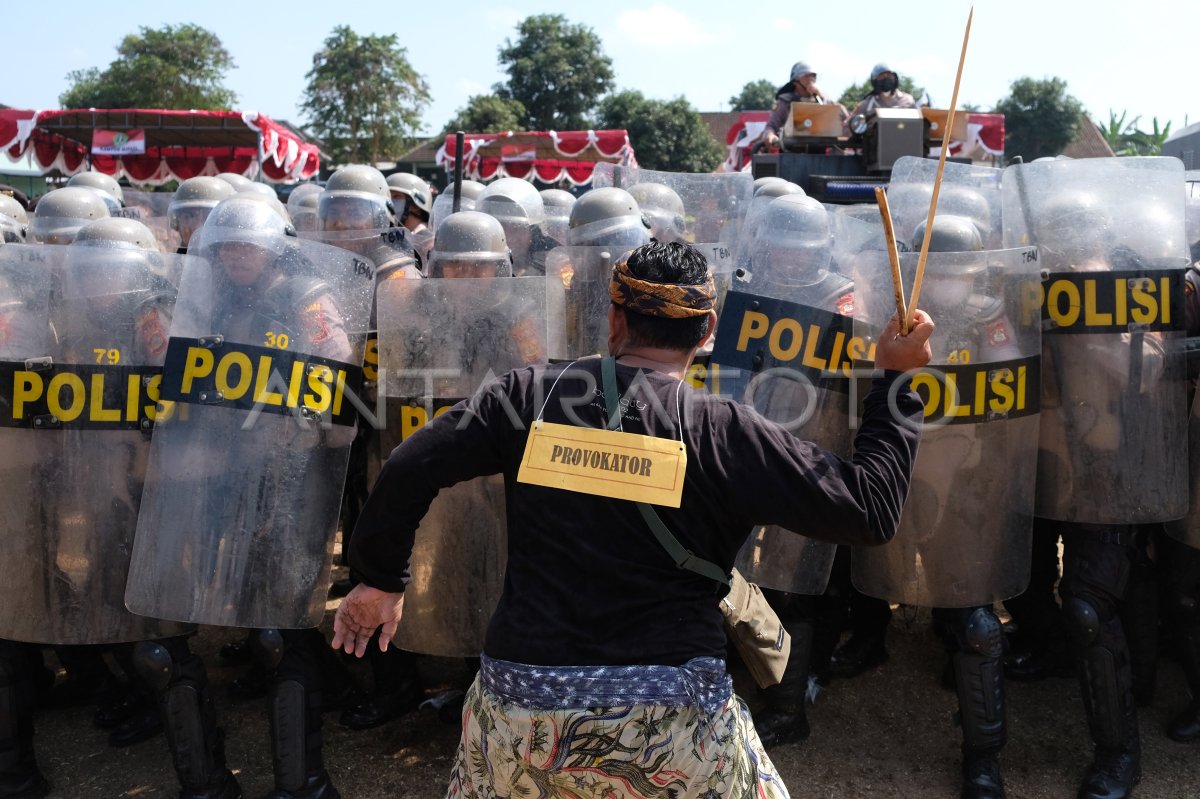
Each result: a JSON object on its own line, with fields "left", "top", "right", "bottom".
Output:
{"left": 984, "top": 319, "right": 1011, "bottom": 347}
{"left": 835, "top": 292, "right": 855, "bottom": 317}
{"left": 302, "top": 300, "right": 331, "bottom": 344}
{"left": 136, "top": 306, "right": 168, "bottom": 357}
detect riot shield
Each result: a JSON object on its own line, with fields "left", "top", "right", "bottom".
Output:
{"left": 373, "top": 275, "right": 565, "bottom": 656}
{"left": 593, "top": 165, "right": 753, "bottom": 250}
{"left": 850, "top": 245, "right": 1042, "bottom": 607}
{"left": 299, "top": 225, "right": 418, "bottom": 280}
{"left": 113, "top": 208, "right": 182, "bottom": 253}
{"left": 1002, "top": 156, "right": 1189, "bottom": 523}
{"left": 889, "top": 157, "right": 1002, "bottom": 249}
{"left": 123, "top": 188, "right": 176, "bottom": 219}
{"left": 0, "top": 245, "right": 193, "bottom": 643}
{"left": 125, "top": 236, "right": 374, "bottom": 628}
{"left": 545, "top": 245, "right": 629, "bottom": 359}
{"left": 709, "top": 216, "right": 875, "bottom": 594}
{"left": 1166, "top": 390, "right": 1200, "bottom": 549}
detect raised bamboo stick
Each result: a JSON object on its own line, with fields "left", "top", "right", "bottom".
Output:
{"left": 905, "top": 6, "right": 974, "bottom": 333}
{"left": 874, "top": 186, "right": 908, "bottom": 328}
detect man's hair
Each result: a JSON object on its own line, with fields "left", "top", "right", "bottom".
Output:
{"left": 619, "top": 240, "right": 712, "bottom": 351}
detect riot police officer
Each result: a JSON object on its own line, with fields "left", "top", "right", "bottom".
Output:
{"left": 286, "top": 184, "right": 322, "bottom": 234}
{"left": 629, "top": 182, "right": 687, "bottom": 244}
{"left": 28, "top": 187, "right": 111, "bottom": 245}
{"left": 169, "top": 177, "right": 237, "bottom": 253}
{"left": 910, "top": 215, "right": 1025, "bottom": 799}
{"left": 385, "top": 173, "right": 434, "bottom": 263}
{"left": 539, "top": 188, "right": 575, "bottom": 245}
{"left": 65, "top": 171, "right": 125, "bottom": 213}
{"left": 476, "top": 178, "right": 556, "bottom": 276}
{"left": 127, "top": 196, "right": 371, "bottom": 799}
{"left": 430, "top": 179, "right": 485, "bottom": 231}
{"left": 1001, "top": 158, "right": 1190, "bottom": 799}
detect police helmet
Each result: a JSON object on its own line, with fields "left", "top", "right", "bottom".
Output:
{"left": 752, "top": 176, "right": 788, "bottom": 194}
{"left": 386, "top": 173, "right": 434, "bottom": 218}
{"left": 912, "top": 214, "right": 984, "bottom": 254}
{"left": 66, "top": 217, "right": 167, "bottom": 306}
{"left": 477, "top": 178, "right": 545, "bottom": 225}
{"left": 566, "top": 187, "right": 651, "bottom": 248}
{"left": 319, "top": 165, "right": 395, "bottom": 233}
{"left": 192, "top": 195, "right": 296, "bottom": 260}
{"left": 753, "top": 179, "right": 805, "bottom": 200}
{"left": 72, "top": 217, "right": 160, "bottom": 251}
{"left": 628, "top": 183, "right": 687, "bottom": 243}
{"left": 1033, "top": 190, "right": 1111, "bottom": 263}
{"left": 431, "top": 180, "right": 486, "bottom": 230}
{"left": 238, "top": 182, "right": 280, "bottom": 202}
{"left": 937, "top": 185, "right": 995, "bottom": 247}
{"left": 750, "top": 194, "right": 832, "bottom": 289}
{"left": 287, "top": 184, "right": 323, "bottom": 233}
{"left": 215, "top": 172, "right": 254, "bottom": 191}
{"left": 0, "top": 194, "right": 29, "bottom": 226}
{"left": 427, "top": 211, "right": 512, "bottom": 278}
{"left": 66, "top": 171, "right": 125, "bottom": 211}
{"left": 29, "top": 187, "right": 112, "bottom": 244}
{"left": 539, "top": 189, "right": 576, "bottom": 216}
{"left": 169, "top": 177, "right": 236, "bottom": 244}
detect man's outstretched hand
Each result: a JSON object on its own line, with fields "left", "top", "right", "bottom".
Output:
{"left": 331, "top": 584, "right": 405, "bottom": 658}
{"left": 874, "top": 309, "right": 935, "bottom": 373}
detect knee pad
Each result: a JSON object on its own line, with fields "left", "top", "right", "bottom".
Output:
{"left": 1063, "top": 597, "right": 1101, "bottom": 647}
{"left": 132, "top": 641, "right": 174, "bottom": 694}
{"left": 963, "top": 608, "right": 1004, "bottom": 658}
{"left": 251, "top": 629, "right": 285, "bottom": 672}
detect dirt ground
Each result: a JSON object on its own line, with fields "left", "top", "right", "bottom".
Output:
{"left": 30, "top": 588, "right": 1200, "bottom": 799}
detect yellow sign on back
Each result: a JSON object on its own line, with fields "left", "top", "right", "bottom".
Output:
{"left": 517, "top": 421, "right": 688, "bottom": 508}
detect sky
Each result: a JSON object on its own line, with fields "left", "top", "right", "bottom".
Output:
{"left": 3, "top": 0, "right": 1195, "bottom": 144}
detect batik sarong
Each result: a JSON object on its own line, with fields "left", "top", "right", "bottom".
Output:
{"left": 446, "top": 655, "right": 789, "bottom": 799}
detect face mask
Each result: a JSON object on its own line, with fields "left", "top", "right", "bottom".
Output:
{"left": 875, "top": 76, "right": 899, "bottom": 94}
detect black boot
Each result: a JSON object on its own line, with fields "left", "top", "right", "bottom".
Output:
{"left": 255, "top": 630, "right": 341, "bottom": 799}
{"left": 133, "top": 639, "right": 243, "bottom": 799}
{"left": 1168, "top": 624, "right": 1200, "bottom": 742}
{"left": 951, "top": 608, "right": 1006, "bottom": 799}
{"left": 753, "top": 621, "right": 812, "bottom": 748}
{"left": 1, "top": 643, "right": 50, "bottom": 799}
{"left": 339, "top": 643, "right": 422, "bottom": 730}
{"left": 1069, "top": 606, "right": 1140, "bottom": 799}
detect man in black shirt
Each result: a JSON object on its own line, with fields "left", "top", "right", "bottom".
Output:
{"left": 333, "top": 241, "right": 933, "bottom": 798}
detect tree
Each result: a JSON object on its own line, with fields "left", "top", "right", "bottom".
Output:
{"left": 443, "top": 95, "right": 527, "bottom": 134}
{"left": 837, "top": 76, "right": 927, "bottom": 111}
{"left": 301, "top": 26, "right": 431, "bottom": 166}
{"left": 1102, "top": 110, "right": 1172, "bottom": 156}
{"left": 597, "top": 91, "right": 724, "bottom": 173}
{"left": 994, "top": 77, "right": 1084, "bottom": 162}
{"left": 729, "top": 80, "right": 779, "bottom": 112}
{"left": 496, "top": 14, "right": 615, "bottom": 131}
{"left": 59, "top": 24, "right": 236, "bottom": 110}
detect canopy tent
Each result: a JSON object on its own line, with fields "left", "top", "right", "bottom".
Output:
{"left": 721, "top": 111, "right": 770, "bottom": 173}
{"left": 434, "top": 130, "right": 635, "bottom": 186}
{"left": 0, "top": 108, "right": 320, "bottom": 185}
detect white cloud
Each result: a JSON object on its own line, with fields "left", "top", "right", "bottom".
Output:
{"left": 771, "top": 17, "right": 794, "bottom": 32}
{"left": 616, "top": 6, "right": 713, "bottom": 47}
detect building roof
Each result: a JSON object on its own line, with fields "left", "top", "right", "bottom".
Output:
{"left": 699, "top": 112, "right": 742, "bottom": 147}
{"left": 1062, "top": 115, "right": 1115, "bottom": 158}
{"left": 395, "top": 135, "right": 447, "bottom": 166}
